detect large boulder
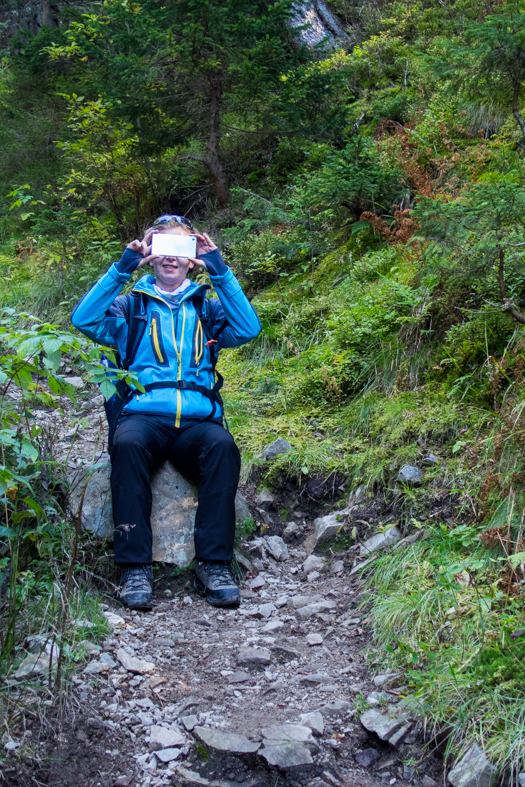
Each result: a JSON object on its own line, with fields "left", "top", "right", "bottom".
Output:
{"left": 68, "top": 457, "right": 250, "bottom": 566}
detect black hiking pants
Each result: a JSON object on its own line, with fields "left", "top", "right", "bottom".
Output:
{"left": 110, "top": 415, "right": 241, "bottom": 565}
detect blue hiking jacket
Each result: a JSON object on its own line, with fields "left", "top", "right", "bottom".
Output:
{"left": 71, "top": 260, "right": 261, "bottom": 428}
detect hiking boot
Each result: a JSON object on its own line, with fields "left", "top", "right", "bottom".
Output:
{"left": 117, "top": 564, "right": 153, "bottom": 610}
{"left": 194, "top": 561, "right": 240, "bottom": 607}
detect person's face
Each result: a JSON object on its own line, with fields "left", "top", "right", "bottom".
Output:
{"left": 148, "top": 226, "right": 194, "bottom": 289}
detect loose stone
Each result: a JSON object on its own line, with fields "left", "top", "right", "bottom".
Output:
{"left": 255, "top": 489, "right": 276, "bottom": 508}
{"left": 302, "top": 555, "right": 324, "bottom": 574}
{"left": 193, "top": 726, "right": 260, "bottom": 754}
{"left": 236, "top": 646, "right": 272, "bottom": 669}
{"left": 299, "top": 673, "right": 332, "bottom": 685}
{"left": 299, "top": 711, "right": 324, "bottom": 736}
{"left": 79, "top": 640, "right": 101, "bottom": 655}
{"left": 262, "top": 438, "right": 292, "bottom": 460}
{"left": 296, "top": 601, "right": 337, "bottom": 619}
{"left": 14, "top": 653, "right": 55, "bottom": 680}
{"left": 360, "top": 707, "right": 410, "bottom": 742}
{"left": 448, "top": 743, "right": 497, "bottom": 787}
{"left": 116, "top": 648, "right": 155, "bottom": 675}
{"left": 359, "top": 527, "right": 402, "bottom": 557}
{"left": 316, "top": 700, "right": 352, "bottom": 717}
{"left": 259, "top": 741, "right": 313, "bottom": 768}
{"left": 397, "top": 465, "right": 423, "bottom": 485}
{"left": 306, "top": 633, "right": 323, "bottom": 646}
{"left": 83, "top": 660, "right": 111, "bottom": 675}
{"left": 354, "top": 748, "right": 381, "bottom": 767}
{"left": 264, "top": 535, "right": 289, "bottom": 562}
{"left": 373, "top": 672, "right": 399, "bottom": 687}
{"left": 180, "top": 715, "right": 199, "bottom": 732}
{"left": 155, "top": 747, "right": 181, "bottom": 763}
{"left": 151, "top": 637, "right": 175, "bottom": 647}
{"left": 149, "top": 725, "right": 186, "bottom": 751}
{"left": 312, "top": 513, "right": 344, "bottom": 548}
{"left": 228, "top": 670, "right": 251, "bottom": 684}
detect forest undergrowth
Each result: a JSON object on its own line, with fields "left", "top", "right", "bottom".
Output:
{"left": 2, "top": 0, "right": 525, "bottom": 780}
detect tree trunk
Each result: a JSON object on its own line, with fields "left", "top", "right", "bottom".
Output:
{"left": 205, "top": 77, "right": 230, "bottom": 208}
{"left": 41, "top": 1, "right": 59, "bottom": 29}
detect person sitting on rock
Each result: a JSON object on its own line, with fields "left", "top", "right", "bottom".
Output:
{"left": 71, "top": 215, "right": 260, "bottom": 610}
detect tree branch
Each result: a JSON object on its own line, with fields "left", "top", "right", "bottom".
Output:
{"left": 221, "top": 123, "right": 298, "bottom": 136}
{"left": 512, "top": 80, "right": 525, "bottom": 144}
{"left": 180, "top": 154, "right": 210, "bottom": 164}
{"left": 498, "top": 247, "right": 525, "bottom": 325}
{"left": 237, "top": 188, "right": 274, "bottom": 207}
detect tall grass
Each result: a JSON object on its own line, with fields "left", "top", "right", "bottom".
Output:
{"left": 364, "top": 516, "right": 525, "bottom": 778}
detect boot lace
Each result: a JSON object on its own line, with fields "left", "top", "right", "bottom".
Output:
{"left": 120, "top": 565, "right": 152, "bottom": 591}
{"left": 205, "top": 562, "right": 237, "bottom": 588}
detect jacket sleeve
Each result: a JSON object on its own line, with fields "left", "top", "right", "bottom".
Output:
{"left": 71, "top": 263, "right": 131, "bottom": 347}
{"left": 207, "top": 266, "right": 261, "bottom": 348}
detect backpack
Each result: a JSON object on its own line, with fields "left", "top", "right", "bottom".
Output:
{"left": 103, "top": 290, "right": 226, "bottom": 451}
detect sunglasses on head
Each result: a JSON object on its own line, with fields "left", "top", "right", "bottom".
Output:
{"left": 153, "top": 214, "right": 193, "bottom": 230}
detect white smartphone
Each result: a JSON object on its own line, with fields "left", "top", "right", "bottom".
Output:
{"left": 151, "top": 233, "right": 197, "bottom": 258}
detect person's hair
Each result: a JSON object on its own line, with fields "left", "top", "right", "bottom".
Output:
{"left": 142, "top": 221, "right": 192, "bottom": 237}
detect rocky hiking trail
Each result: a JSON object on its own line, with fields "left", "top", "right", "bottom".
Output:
{"left": 3, "top": 389, "right": 447, "bottom": 787}
{"left": 6, "top": 538, "right": 444, "bottom": 787}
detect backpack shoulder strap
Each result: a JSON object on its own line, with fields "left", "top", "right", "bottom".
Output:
{"left": 192, "top": 294, "right": 228, "bottom": 343}
{"left": 122, "top": 291, "right": 148, "bottom": 370}
{"left": 190, "top": 292, "right": 229, "bottom": 429}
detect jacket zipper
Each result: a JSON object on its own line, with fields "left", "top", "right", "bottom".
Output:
{"left": 175, "top": 304, "right": 186, "bottom": 427}
{"left": 192, "top": 319, "right": 204, "bottom": 375}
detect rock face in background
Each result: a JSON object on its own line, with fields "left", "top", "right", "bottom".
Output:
{"left": 291, "top": 0, "right": 351, "bottom": 48}
{"left": 68, "top": 457, "right": 251, "bottom": 566}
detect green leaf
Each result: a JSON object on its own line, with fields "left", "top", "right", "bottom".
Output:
{"left": 99, "top": 379, "right": 116, "bottom": 400}
{"left": 0, "top": 525, "right": 16, "bottom": 538}
{"left": 45, "top": 349, "right": 62, "bottom": 372}
{"left": 24, "top": 497, "right": 45, "bottom": 520}
{"left": 48, "top": 375, "right": 63, "bottom": 395}
{"left": 20, "top": 441, "right": 39, "bottom": 461}
{"left": 16, "top": 336, "right": 41, "bottom": 356}
{"left": 509, "top": 551, "right": 525, "bottom": 569}
{"left": 42, "top": 337, "right": 64, "bottom": 354}
{"left": 14, "top": 367, "right": 33, "bottom": 390}
{"left": 11, "top": 510, "right": 36, "bottom": 524}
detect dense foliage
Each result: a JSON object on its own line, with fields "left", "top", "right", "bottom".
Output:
{"left": 3, "top": 0, "right": 525, "bottom": 777}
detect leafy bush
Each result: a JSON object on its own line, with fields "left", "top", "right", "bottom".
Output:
{"left": 0, "top": 310, "right": 140, "bottom": 680}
